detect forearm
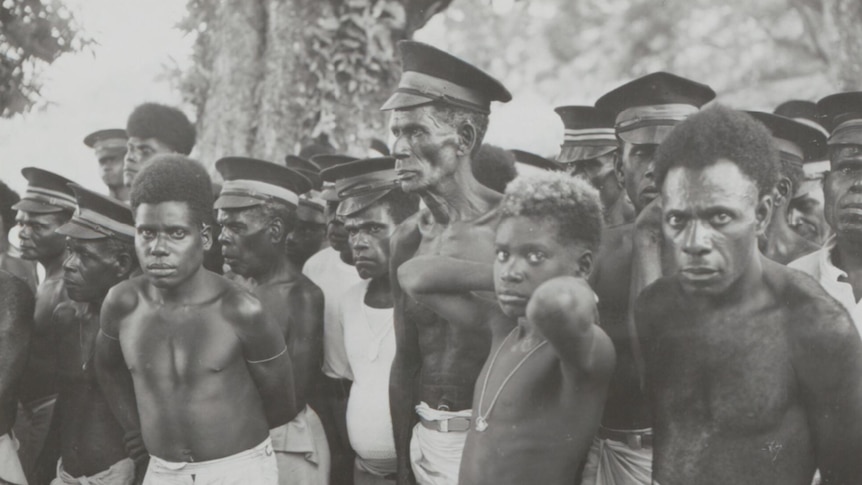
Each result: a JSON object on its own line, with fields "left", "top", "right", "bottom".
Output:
{"left": 249, "top": 353, "right": 298, "bottom": 428}
{"left": 399, "top": 256, "right": 493, "bottom": 297}
{"left": 530, "top": 278, "right": 600, "bottom": 371}
{"left": 95, "top": 340, "right": 140, "bottom": 434}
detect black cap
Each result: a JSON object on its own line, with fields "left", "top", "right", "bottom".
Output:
{"left": 511, "top": 149, "right": 562, "bottom": 172}
{"left": 746, "top": 111, "right": 826, "bottom": 162}
{"left": 12, "top": 168, "right": 77, "bottom": 213}
{"left": 310, "top": 154, "right": 358, "bottom": 171}
{"left": 284, "top": 155, "right": 322, "bottom": 191}
{"left": 381, "top": 41, "right": 511, "bottom": 114}
{"left": 816, "top": 92, "right": 862, "bottom": 145}
{"left": 595, "top": 72, "right": 715, "bottom": 144}
{"left": 774, "top": 100, "right": 829, "bottom": 138}
{"left": 58, "top": 184, "right": 134, "bottom": 241}
{"left": 83, "top": 128, "right": 127, "bottom": 148}
{"left": 320, "top": 157, "right": 399, "bottom": 217}
{"left": 554, "top": 106, "right": 618, "bottom": 163}
{"left": 214, "top": 157, "right": 312, "bottom": 210}
{"left": 370, "top": 138, "right": 390, "bottom": 156}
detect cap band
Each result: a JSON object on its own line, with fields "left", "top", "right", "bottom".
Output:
{"left": 803, "top": 160, "right": 830, "bottom": 178}
{"left": 220, "top": 180, "right": 299, "bottom": 207}
{"left": 615, "top": 104, "right": 699, "bottom": 132}
{"left": 562, "top": 128, "right": 617, "bottom": 145}
{"left": 394, "top": 71, "right": 489, "bottom": 114}
{"left": 93, "top": 138, "right": 127, "bottom": 150}
{"left": 829, "top": 119, "right": 862, "bottom": 146}
{"left": 22, "top": 187, "right": 77, "bottom": 211}
{"left": 335, "top": 171, "right": 400, "bottom": 201}
{"left": 71, "top": 207, "right": 135, "bottom": 240}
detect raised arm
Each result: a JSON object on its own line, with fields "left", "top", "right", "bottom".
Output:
{"left": 0, "top": 273, "right": 33, "bottom": 435}
{"left": 285, "top": 283, "right": 324, "bottom": 411}
{"left": 527, "top": 276, "right": 615, "bottom": 380}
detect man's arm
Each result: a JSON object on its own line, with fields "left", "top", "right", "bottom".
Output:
{"left": 0, "top": 273, "right": 33, "bottom": 435}
{"left": 285, "top": 283, "right": 324, "bottom": 411}
{"left": 527, "top": 276, "right": 615, "bottom": 380}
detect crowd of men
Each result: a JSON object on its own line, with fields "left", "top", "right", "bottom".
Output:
{"left": 0, "top": 39, "right": 861, "bottom": 485}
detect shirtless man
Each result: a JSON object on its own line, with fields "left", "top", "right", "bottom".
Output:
{"left": 746, "top": 111, "right": 824, "bottom": 264}
{"left": 555, "top": 105, "right": 633, "bottom": 226}
{"left": 636, "top": 105, "right": 862, "bottom": 485}
{"left": 122, "top": 103, "right": 195, "bottom": 187}
{"left": 95, "top": 155, "right": 295, "bottom": 484}
{"left": 84, "top": 129, "right": 130, "bottom": 202}
{"left": 579, "top": 73, "right": 716, "bottom": 485}
{"left": 13, "top": 167, "right": 78, "bottom": 483}
{"left": 399, "top": 172, "right": 615, "bottom": 485}
{"left": 215, "top": 157, "right": 328, "bottom": 485}
{"left": 382, "top": 41, "right": 511, "bottom": 485}
{"left": 39, "top": 185, "right": 138, "bottom": 484}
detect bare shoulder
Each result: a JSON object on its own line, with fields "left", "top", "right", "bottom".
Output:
{"left": 391, "top": 210, "right": 423, "bottom": 266}
{"left": 102, "top": 278, "right": 143, "bottom": 319}
{"left": 0, "top": 270, "right": 34, "bottom": 316}
{"left": 52, "top": 300, "right": 80, "bottom": 327}
{"left": 221, "top": 281, "right": 267, "bottom": 327}
{"left": 769, "top": 262, "right": 855, "bottom": 337}
{"left": 634, "top": 277, "right": 680, "bottom": 323}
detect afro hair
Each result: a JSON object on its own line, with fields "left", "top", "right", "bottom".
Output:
{"left": 130, "top": 154, "right": 213, "bottom": 226}
{"left": 500, "top": 171, "right": 603, "bottom": 251}
{"left": 126, "top": 103, "right": 196, "bottom": 155}
{"left": 0, "top": 180, "right": 20, "bottom": 236}
{"left": 472, "top": 144, "right": 517, "bottom": 193}
{"left": 655, "top": 105, "right": 779, "bottom": 197}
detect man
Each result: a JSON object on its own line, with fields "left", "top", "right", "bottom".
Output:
{"left": 555, "top": 105, "right": 633, "bottom": 225}
{"left": 584, "top": 72, "right": 715, "bottom": 484}
{"left": 0, "top": 181, "right": 37, "bottom": 292}
{"left": 510, "top": 149, "right": 562, "bottom": 173}
{"left": 791, "top": 92, "right": 862, "bottom": 334}
{"left": 746, "top": 111, "right": 824, "bottom": 264}
{"left": 470, "top": 145, "right": 517, "bottom": 193}
{"left": 13, "top": 167, "right": 78, "bottom": 484}
{"left": 637, "top": 104, "right": 862, "bottom": 484}
{"left": 39, "top": 184, "right": 139, "bottom": 484}
{"left": 95, "top": 155, "right": 295, "bottom": 484}
{"left": 123, "top": 103, "right": 196, "bottom": 187}
{"left": 215, "top": 157, "right": 329, "bottom": 485}
{"left": 84, "top": 129, "right": 130, "bottom": 201}
{"left": 399, "top": 171, "right": 615, "bottom": 485}
{"left": 327, "top": 157, "right": 420, "bottom": 485}
{"left": 284, "top": 155, "right": 328, "bottom": 267}
{"left": 383, "top": 41, "right": 511, "bottom": 485}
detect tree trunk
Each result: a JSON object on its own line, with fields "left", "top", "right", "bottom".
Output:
{"left": 829, "top": 0, "right": 862, "bottom": 90}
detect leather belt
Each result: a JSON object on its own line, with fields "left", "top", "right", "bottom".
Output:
{"left": 597, "top": 427, "right": 653, "bottom": 450}
{"left": 419, "top": 416, "right": 471, "bottom": 433}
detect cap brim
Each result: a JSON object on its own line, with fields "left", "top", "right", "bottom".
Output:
{"left": 380, "top": 92, "right": 435, "bottom": 112}
{"left": 56, "top": 220, "right": 109, "bottom": 240}
{"left": 12, "top": 199, "right": 67, "bottom": 214}
{"left": 558, "top": 145, "right": 617, "bottom": 163}
{"left": 336, "top": 190, "right": 392, "bottom": 217}
{"left": 828, "top": 129, "right": 862, "bottom": 146}
{"left": 793, "top": 178, "right": 823, "bottom": 200}
{"left": 214, "top": 194, "right": 265, "bottom": 210}
{"left": 618, "top": 124, "right": 677, "bottom": 145}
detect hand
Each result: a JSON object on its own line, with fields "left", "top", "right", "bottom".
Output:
{"left": 124, "top": 429, "right": 148, "bottom": 464}
{"left": 634, "top": 196, "right": 663, "bottom": 247}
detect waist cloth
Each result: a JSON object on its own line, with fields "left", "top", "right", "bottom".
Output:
{"left": 14, "top": 394, "right": 57, "bottom": 484}
{"left": 269, "top": 405, "right": 330, "bottom": 485}
{"left": 580, "top": 428, "right": 653, "bottom": 485}
{"left": 0, "top": 433, "right": 26, "bottom": 485}
{"left": 409, "top": 402, "right": 471, "bottom": 485}
{"left": 142, "top": 437, "right": 277, "bottom": 485}
{"left": 51, "top": 457, "right": 134, "bottom": 485}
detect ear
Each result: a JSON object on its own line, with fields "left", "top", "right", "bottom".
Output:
{"left": 268, "top": 216, "right": 286, "bottom": 244}
{"left": 613, "top": 150, "right": 625, "bottom": 187}
{"left": 576, "top": 250, "right": 594, "bottom": 278}
{"left": 200, "top": 223, "right": 213, "bottom": 251}
{"left": 457, "top": 121, "right": 478, "bottom": 156}
{"left": 755, "top": 193, "right": 774, "bottom": 236}
{"left": 772, "top": 177, "right": 792, "bottom": 207}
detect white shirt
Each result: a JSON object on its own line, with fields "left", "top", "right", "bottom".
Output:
{"left": 789, "top": 236, "right": 862, "bottom": 336}
{"left": 302, "top": 247, "right": 363, "bottom": 379}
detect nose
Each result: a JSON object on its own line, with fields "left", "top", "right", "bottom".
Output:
{"left": 62, "top": 253, "right": 78, "bottom": 273}
{"left": 681, "top": 220, "right": 711, "bottom": 257}
{"left": 18, "top": 223, "right": 30, "bottom": 240}
{"left": 644, "top": 159, "right": 656, "bottom": 181}
{"left": 850, "top": 174, "right": 862, "bottom": 193}
{"left": 392, "top": 136, "right": 410, "bottom": 161}
{"left": 351, "top": 232, "right": 369, "bottom": 251}
{"left": 217, "top": 228, "right": 231, "bottom": 245}
{"left": 150, "top": 235, "right": 169, "bottom": 256}
{"left": 500, "top": 259, "right": 525, "bottom": 283}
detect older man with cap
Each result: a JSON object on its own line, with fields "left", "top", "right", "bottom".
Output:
{"left": 84, "top": 129, "right": 130, "bottom": 202}
{"left": 382, "top": 41, "right": 510, "bottom": 485}
{"left": 791, "top": 92, "right": 862, "bottom": 335}
{"left": 746, "top": 111, "right": 824, "bottom": 264}
{"left": 283, "top": 155, "right": 328, "bottom": 268}
{"left": 37, "top": 185, "right": 139, "bottom": 485}
{"left": 555, "top": 105, "right": 633, "bottom": 226}
{"left": 582, "top": 72, "right": 715, "bottom": 485}
{"left": 123, "top": 103, "right": 196, "bottom": 187}
{"left": 321, "top": 157, "right": 420, "bottom": 485}
{"left": 214, "top": 157, "right": 329, "bottom": 485}
{"left": 13, "top": 168, "right": 78, "bottom": 484}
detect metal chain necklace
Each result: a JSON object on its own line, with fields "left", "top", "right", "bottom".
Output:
{"left": 474, "top": 326, "right": 548, "bottom": 432}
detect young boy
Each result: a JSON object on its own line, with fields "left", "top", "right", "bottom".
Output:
{"left": 398, "top": 171, "right": 616, "bottom": 485}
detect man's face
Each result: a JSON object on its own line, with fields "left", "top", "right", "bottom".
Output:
{"left": 345, "top": 203, "right": 398, "bottom": 280}
{"left": 16, "top": 211, "right": 69, "bottom": 262}
{"left": 135, "top": 201, "right": 209, "bottom": 289}
{"left": 325, "top": 200, "right": 349, "bottom": 253}
{"left": 98, "top": 152, "right": 126, "bottom": 190}
{"left": 618, "top": 141, "right": 660, "bottom": 214}
{"left": 824, "top": 144, "right": 862, "bottom": 243}
{"left": 788, "top": 183, "right": 828, "bottom": 245}
{"left": 390, "top": 106, "right": 462, "bottom": 193}
{"left": 566, "top": 152, "right": 621, "bottom": 207}
{"left": 124, "top": 137, "right": 175, "bottom": 186}
{"left": 217, "top": 206, "right": 275, "bottom": 278}
{"left": 494, "top": 216, "right": 589, "bottom": 319}
{"left": 63, "top": 237, "right": 126, "bottom": 302}
{"left": 662, "top": 160, "right": 770, "bottom": 296}
{"left": 286, "top": 220, "right": 326, "bottom": 266}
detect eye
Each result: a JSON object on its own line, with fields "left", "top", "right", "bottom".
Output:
{"left": 840, "top": 165, "right": 862, "bottom": 176}
{"left": 495, "top": 250, "right": 509, "bottom": 263}
{"left": 666, "top": 214, "right": 686, "bottom": 229}
{"left": 710, "top": 212, "right": 732, "bottom": 225}
{"left": 170, "top": 229, "right": 186, "bottom": 239}
{"left": 138, "top": 229, "right": 155, "bottom": 240}
{"left": 527, "top": 251, "right": 547, "bottom": 264}
{"left": 369, "top": 225, "right": 382, "bottom": 234}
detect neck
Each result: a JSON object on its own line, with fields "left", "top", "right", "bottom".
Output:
{"left": 110, "top": 185, "right": 130, "bottom": 201}
{"left": 692, "top": 249, "right": 765, "bottom": 309}
{"left": 152, "top": 265, "right": 212, "bottom": 305}
{"left": 252, "top": 252, "right": 297, "bottom": 285}
{"left": 40, "top": 250, "right": 68, "bottom": 280}
{"left": 365, "top": 275, "right": 393, "bottom": 308}
{"left": 85, "top": 299, "right": 104, "bottom": 318}
{"left": 833, "top": 233, "right": 862, "bottom": 273}
{"left": 420, "top": 161, "right": 498, "bottom": 224}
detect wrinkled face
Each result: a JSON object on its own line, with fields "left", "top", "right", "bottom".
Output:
{"left": 135, "top": 201, "right": 210, "bottom": 289}
{"left": 16, "top": 211, "right": 69, "bottom": 262}
{"left": 494, "top": 216, "right": 589, "bottom": 319}
{"left": 824, "top": 144, "right": 862, "bottom": 243}
{"left": 662, "top": 160, "right": 770, "bottom": 296}
{"left": 98, "top": 152, "right": 126, "bottom": 189}
{"left": 390, "top": 106, "right": 462, "bottom": 193}
{"left": 217, "top": 206, "right": 275, "bottom": 278}
{"left": 63, "top": 237, "right": 126, "bottom": 302}
{"left": 345, "top": 204, "right": 397, "bottom": 280}
{"left": 286, "top": 220, "right": 326, "bottom": 266}
{"left": 566, "top": 152, "right": 621, "bottom": 207}
{"left": 124, "top": 137, "right": 175, "bottom": 186}
{"left": 788, "top": 183, "right": 828, "bottom": 245}
{"left": 325, "top": 200, "right": 349, "bottom": 253}
{"left": 618, "top": 141, "right": 659, "bottom": 214}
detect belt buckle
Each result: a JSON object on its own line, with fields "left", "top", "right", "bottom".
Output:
{"left": 627, "top": 433, "right": 642, "bottom": 450}
{"left": 439, "top": 419, "right": 449, "bottom": 433}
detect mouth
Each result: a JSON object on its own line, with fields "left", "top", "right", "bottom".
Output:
{"left": 496, "top": 292, "right": 528, "bottom": 305}
{"left": 396, "top": 169, "right": 418, "bottom": 181}
{"left": 641, "top": 187, "right": 659, "bottom": 199}
{"left": 146, "top": 264, "right": 176, "bottom": 276}
{"left": 681, "top": 267, "right": 718, "bottom": 279}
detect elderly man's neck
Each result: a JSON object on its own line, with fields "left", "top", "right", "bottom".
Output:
{"left": 421, "top": 165, "right": 500, "bottom": 224}
{"left": 253, "top": 252, "right": 299, "bottom": 286}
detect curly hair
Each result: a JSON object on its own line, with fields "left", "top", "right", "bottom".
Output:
{"left": 127, "top": 103, "right": 196, "bottom": 155}
{"left": 103, "top": 237, "right": 139, "bottom": 275}
{"left": 260, "top": 200, "right": 297, "bottom": 242}
{"left": 379, "top": 188, "right": 421, "bottom": 224}
{"left": 500, "top": 171, "right": 603, "bottom": 251}
{"left": 0, "top": 180, "right": 20, "bottom": 236}
{"left": 472, "top": 144, "right": 517, "bottom": 193}
{"left": 130, "top": 155, "right": 213, "bottom": 226}
{"left": 655, "top": 105, "right": 779, "bottom": 197}
{"left": 430, "top": 102, "right": 489, "bottom": 157}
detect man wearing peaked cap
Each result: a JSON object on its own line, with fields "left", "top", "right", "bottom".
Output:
{"left": 48, "top": 184, "right": 139, "bottom": 484}
{"left": 555, "top": 106, "right": 633, "bottom": 226}
{"left": 383, "top": 40, "right": 510, "bottom": 485}
{"left": 12, "top": 167, "right": 77, "bottom": 483}
{"left": 310, "top": 154, "right": 359, "bottom": 260}
{"left": 214, "top": 157, "right": 330, "bottom": 485}
{"left": 584, "top": 72, "right": 715, "bottom": 485}
{"left": 285, "top": 192, "right": 328, "bottom": 268}
{"left": 284, "top": 155, "right": 324, "bottom": 191}
{"left": 791, "top": 92, "right": 862, "bottom": 332}
{"left": 322, "top": 157, "right": 419, "bottom": 485}
{"left": 746, "top": 111, "right": 824, "bottom": 265}
{"left": 84, "top": 128, "right": 130, "bottom": 202}
{"left": 510, "top": 149, "right": 562, "bottom": 173}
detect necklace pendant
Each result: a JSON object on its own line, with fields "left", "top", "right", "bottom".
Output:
{"left": 475, "top": 417, "right": 488, "bottom": 432}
